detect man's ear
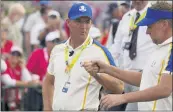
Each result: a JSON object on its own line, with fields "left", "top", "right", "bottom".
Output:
{"left": 162, "top": 20, "right": 169, "bottom": 30}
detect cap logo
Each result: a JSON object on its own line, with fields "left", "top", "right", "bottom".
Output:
{"left": 79, "top": 5, "right": 86, "bottom": 12}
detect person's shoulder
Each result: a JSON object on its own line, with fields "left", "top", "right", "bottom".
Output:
{"left": 122, "top": 9, "right": 136, "bottom": 20}
{"left": 6, "top": 40, "right": 13, "bottom": 45}
{"left": 92, "top": 40, "right": 108, "bottom": 51}
{"left": 51, "top": 41, "right": 67, "bottom": 53}
{"left": 28, "top": 11, "right": 40, "bottom": 19}
{"left": 31, "top": 48, "right": 43, "bottom": 55}
{"left": 92, "top": 40, "right": 115, "bottom": 66}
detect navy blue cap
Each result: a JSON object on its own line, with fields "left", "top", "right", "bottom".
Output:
{"left": 137, "top": 8, "right": 173, "bottom": 26}
{"left": 68, "top": 2, "right": 92, "bottom": 20}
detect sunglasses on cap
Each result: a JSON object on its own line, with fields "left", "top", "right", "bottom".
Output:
{"left": 51, "top": 38, "right": 61, "bottom": 43}
{"left": 11, "top": 51, "right": 22, "bottom": 57}
{"left": 49, "top": 15, "right": 57, "bottom": 19}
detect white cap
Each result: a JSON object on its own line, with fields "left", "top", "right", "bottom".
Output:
{"left": 11, "top": 46, "right": 23, "bottom": 54}
{"left": 45, "top": 30, "right": 60, "bottom": 42}
{"left": 89, "top": 26, "right": 101, "bottom": 39}
{"left": 48, "top": 10, "right": 60, "bottom": 18}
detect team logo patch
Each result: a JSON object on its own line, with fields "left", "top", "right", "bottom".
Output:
{"left": 79, "top": 5, "right": 86, "bottom": 12}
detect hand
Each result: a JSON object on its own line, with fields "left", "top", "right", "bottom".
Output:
{"left": 100, "top": 94, "right": 127, "bottom": 110}
{"left": 81, "top": 61, "right": 99, "bottom": 77}
{"left": 27, "top": 80, "right": 40, "bottom": 87}
{"left": 82, "top": 60, "right": 108, "bottom": 74}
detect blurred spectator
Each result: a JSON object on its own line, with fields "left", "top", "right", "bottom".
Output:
{"left": 1, "top": 46, "right": 39, "bottom": 111}
{"left": 119, "top": 1, "right": 131, "bottom": 17}
{"left": 89, "top": 25, "right": 102, "bottom": 41}
{"left": 1, "top": 3, "right": 25, "bottom": 48}
{"left": 1, "top": 26, "right": 13, "bottom": 60}
{"left": 38, "top": 10, "right": 67, "bottom": 48}
{"left": 24, "top": 1, "right": 50, "bottom": 56}
{"left": 100, "top": 2, "right": 120, "bottom": 46}
{"left": 103, "top": 3, "right": 119, "bottom": 34}
{"left": 0, "top": 3, "right": 5, "bottom": 20}
{"left": 25, "top": 30, "right": 61, "bottom": 111}
{"left": 106, "top": 2, "right": 130, "bottom": 48}
{"left": 29, "top": 7, "right": 50, "bottom": 50}
{"left": 27, "top": 30, "right": 61, "bottom": 83}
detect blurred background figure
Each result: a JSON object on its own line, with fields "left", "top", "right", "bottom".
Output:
{"left": 23, "top": 1, "right": 50, "bottom": 57}
{"left": 1, "top": 25, "right": 13, "bottom": 60}
{"left": 29, "top": 7, "right": 50, "bottom": 50}
{"left": 1, "top": 46, "right": 39, "bottom": 111}
{"left": 106, "top": 1, "right": 130, "bottom": 48}
{"left": 38, "top": 9, "right": 67, "bottom": 48}
{"left": 24, "top": 30, "right": 62, "bottom": 111}
{"left": 100, "top": 1, "right": 130, "bottom": 46}
{"left": 89, "top": 25, "right": 102, "bottom": 41}
{"left": 1, "top": 3, "right": 25, "bottom": 48}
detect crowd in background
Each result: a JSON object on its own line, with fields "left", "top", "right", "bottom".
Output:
{"left": 0, "top": 0, "right": 171, "bottom": 111}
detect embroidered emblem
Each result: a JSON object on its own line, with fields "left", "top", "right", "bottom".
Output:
{"left": 79, "top": 5, "right": 86, "bottom": 12}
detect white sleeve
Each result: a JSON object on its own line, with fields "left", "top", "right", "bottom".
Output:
{"left": 1, "top": 59, "right": 7, "bottom": 73}
{"left": 1, "top": 74, "right": 16, "bottom": 86}
{"left": 21, "top": 67, "right": 32, "bottom": 81}
{"left": 23, "top": 14, "right": 35, "bottom": 32}
{"left": 30, "top": 24, "right": 44, "bottom": 45}
{"left": 106, "top": 25, "right": 113, "bottom": 48}
{"left": 108, "top": 20, "right": 124, "bottom": 59}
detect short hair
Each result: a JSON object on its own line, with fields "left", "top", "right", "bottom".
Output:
{"left": 40, "top": 7, "right": 48, "bottom": 16}
{"left": 150, "top": 1, "right": 172, "bottom": 27}
{"left": 8, "top": 3, "right": 25, "bottom": 16}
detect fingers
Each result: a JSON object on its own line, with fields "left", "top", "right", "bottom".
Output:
{"left": 100, "top": 95, "right": 112, "bottom": 110}
{"left": 81, "top": 61, "right": 100, "bottom": 75}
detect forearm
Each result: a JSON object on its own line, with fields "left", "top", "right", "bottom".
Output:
{"left": 42, "top": 75, "right": 54, "bottom": 110}
{"left": 16, "top": 81, "right": 29, "bottom": 87}
{"left": 25, "top": 32, "right": 31, "bottom": 55}
{"left": 124, "top": 85, "right": 171, "bottom": 103}
{"left": 105, "top": 65, "right": 142, "bottom": 87}
{"left": 94, "top": 73, "right": 124, "bottom": 94}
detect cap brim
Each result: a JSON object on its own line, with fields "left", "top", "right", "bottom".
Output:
{"left": 137, "top": 18, "right": 158, "bottom": 26}
{"left": 70, "top": 14, "right": 92, "bottom": 20}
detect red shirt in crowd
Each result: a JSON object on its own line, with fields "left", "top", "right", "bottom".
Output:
{"left": 1, "top": 60, "right": 22, "bottom": 104}
{"left": 1, "top": 40, "right": 13, "bottom": 54}
{"left": 2, "top": 60, "right": 22, "bottom": 80}
{"left": 27, "top": 48, "right": 49, "bottom": 81}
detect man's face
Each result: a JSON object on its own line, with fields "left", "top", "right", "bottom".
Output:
{"left": 132, "top": 0, "right": 148, "bottom": 11}
{"left": 46, "top": 41, "right": 56, "bottom": 50}
{"left": 67, "top": 16, "right": 92, "bottom": 39}
{"left": 146, "top": 20, "right": 167, "bottom": 44}
{"left": 9, "top": 51, "right": 22, "bottom": 65}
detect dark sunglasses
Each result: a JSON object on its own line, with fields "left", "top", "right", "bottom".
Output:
{"left": 49, "top": 15, "right": 57, "bottom": 19}
{"left": 11, "top": 51, "right": 22, "bottom": 57}
{"left": 52, "top": 38, "right": 61, "bottom": 43}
